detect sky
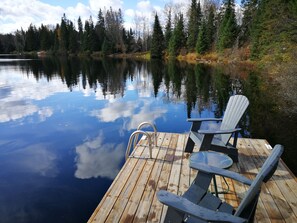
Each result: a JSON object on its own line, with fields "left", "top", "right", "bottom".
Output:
{"left": 0, "top": 0, "right": 192, "bottom": 34}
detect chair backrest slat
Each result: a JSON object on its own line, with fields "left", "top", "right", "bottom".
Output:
{"left": 220, "top": 95, "right": 249, "bottom": 144}
{"left": 235, "top": 145, "right": 284, "bottom": 218}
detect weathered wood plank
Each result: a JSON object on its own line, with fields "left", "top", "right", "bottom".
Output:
{"left": 249, "top": 139, "right": 297, "bottom": 222}
{"left": 239, "top": 138, "right": 273, "bottom": 223}
{"left": 119, "top": 132, "right": 168, "bottom": 223}
{"left": 160, "top": 133, "right": 185, "bottom": 222}
{"left": 88, "top": 138, "right": 149, "bottom": 223}
{"left": 177, "top": 134, "right": 189, "bottom": 195}
{"left": 88, "top": 135, "right": 296, "bottom": 223}
{"left": 106, "top": 133, "right": 167, "bottom": 222}
{"left": 146, "top": 134, "right": 178, "bottom": 223}
{"left": 132, "top": 134, "right": 179, "bottom": 223}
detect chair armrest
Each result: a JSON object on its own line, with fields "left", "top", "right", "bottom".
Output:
{"left": 190, "top": 163, "right": 252, "bottom": 185}
{"left": 157, "top": 190, "right": 247, "bottom": 223}
{"left": 187, "top": 118, "right": 223, "bottom": 122}
{"left": 198, "top": 128, "right": 241, "bottom": 135}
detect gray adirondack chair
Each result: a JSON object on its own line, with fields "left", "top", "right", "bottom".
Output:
{"left": 185, "top": 95, "right": 249, "bottom": 162}
{"left": 157, "top": 144, "right": 284, "bottom": 223}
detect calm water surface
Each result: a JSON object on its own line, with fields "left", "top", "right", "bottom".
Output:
{"left": 0, "top": 55, "right": 295, "bottom": 223}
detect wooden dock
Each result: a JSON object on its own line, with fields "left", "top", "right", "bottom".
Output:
{"left": 88, "top": 132, "right": 297, "bottom": 223}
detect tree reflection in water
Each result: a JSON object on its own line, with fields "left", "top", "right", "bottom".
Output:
{"left": 1, "top": 56, "right": 295, "bottom": 223}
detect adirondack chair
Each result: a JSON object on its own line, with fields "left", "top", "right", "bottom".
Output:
{"left": 157, "top": 144, "right": 284, "bottom": 223}
{"left": 185, "top": 95, "right": 249, "bottom": 162}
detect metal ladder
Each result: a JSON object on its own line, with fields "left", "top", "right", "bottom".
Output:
{"left": 125, "top": 122, "right": 158, "bottom": 160}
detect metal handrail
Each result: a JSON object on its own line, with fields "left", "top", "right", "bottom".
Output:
{"left": 125, "top": 130, "right": 152, "bottom": 161}
{"left": 135, "top": 122, "right": 157, "bottom": 146}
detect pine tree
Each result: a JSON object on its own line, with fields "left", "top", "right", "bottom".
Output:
{"left": 217, "top": 0, "right": 238, "bottom": 51}
{"left": 77, "top": 16, "right": 83, "bottom": 50}
{"left": 196, "top": 19, "right": 207, "bottom": 54}
{"left": 40, "top": 25, "right": 51, "bottom": 50}
{"left": 164, "top": 9, "right": 172, "bottom": 49}
{"left": 83, "top": 20, "right": 91, "bottom": 51}
{"left": 68, "top": 21, "right": 78, "bottom": 53}
{"left": 187, "top": 0, "right": 202, "bottom": 51}
{"left": 151, "top": 13, "right": 164, "bottom": 59}
{"left": 53, "top": 24, "right": 60, "bottom": 51}
{"left": 60, "top": 14, "right": 69, "bottom": 52}
{"left": 102, "top": 38, "right": 112, "bottom": 56}
{"left": 251, "top": 0, "right": 297, "bottom": 59}
{"left": 95, "top": 9, "right": 106, "bottom": 51}
{"left": 205, "top": 5, "right": 216, "bottom": 51}
{"left": 239, "top": 0, "right": 257, "bottom": 47}
{"left": 14, "top": 29, "right": 26, "bottom": 52}
{"left": 169, "top": 13, "right": 186, "bottom": 57}
{"left": 25, "top": 24, "right": 39, "bottom": 51}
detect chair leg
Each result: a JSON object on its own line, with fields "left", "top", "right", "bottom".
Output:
{"left": 163, "top": 207, "right": 185, "bottom": 223}
{"left": 228, "top": 150, "right": 238, "bottom": 163}
{"left": 185, "top": 137, "right": 195, "bottom": 153}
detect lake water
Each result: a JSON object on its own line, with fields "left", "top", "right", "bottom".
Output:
{"left": 0, "top": 55, "right": 296, "bottom": 223}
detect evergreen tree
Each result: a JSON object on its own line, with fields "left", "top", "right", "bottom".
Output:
{"left": 88, "top": 16, "right": 99, "bottom": 51}
{"left": 83, "top": 20, "right": 91, "bottom": 51}
{"left": 151, "top": 13, "right": 164, "bottom": 59}
{"left": 217, "top": 0, "right": 238, "bottom": 51}
{"left": 169, "top": 13, "right": 186, "bottom": 57}
{"left": 196, "top": 19, "right": 207, "bottom": 54}
{"left": 239, "top": 0, "right": 257, "bottom": 47}
{"left": 251, "top": 0, "right": 297, "bottom": 59}
{"left": 25, "top": 24, "right": 39, "bottom": 51}
{"left": 68, "top": 21, "right": 78, "bottom": 53}
{"left": 187, "top": 0, "right": 202, "bottom": 51}
{"left": 53, "top": 24, "right": 60, "bottom": 51}
{"left": 95, "top": 9, "right": 106, "bottom": 51}
{"left": 164, "top": 9, "right": 172, "bottom": 49}
{"left": 14, "top": 29, "right": 26, "bottom": 53}
{"left": 60, "top": 14, "right": 69, "bottom": 52}
{"left": 40, "top": 25, "right": 52, "bottom": 51}
{"left": 205, "top": 5, "right": 216, "bottom": 51}
{"left": 102, "top": 38, "right": 112, "bottom": 56}
{"left": 125, "top": 28, "right": 137, "bottom": 52}
{"left": 77, "top": 16, "right": 83, "bottom": 50}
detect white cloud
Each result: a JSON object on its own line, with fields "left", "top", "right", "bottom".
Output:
{"left": 124, "top": 0, "right": 163, "bottom": 31}
{"left": 0, "top": 0, "right": 64, "bottom": 33}
{"left": 0, "top": 67, "right": 67, "bottom": 122}
{"left": 90, "top": 100, "right": 137, "bottom": 122}
{"left": 124, "top": 102, "right": 167, "bottom": 130}
{"left": 4, "top": 143, "right": 59, "bottom": 177}
{"left": 74, "top": 133, "right": 125, "bottom": 179}
{"left": 91, "top": 98, "right": 167, "bottom": 130}
{"left": 0, "top": 0, "right": 167, "bottom": 34}
{"left": 125, "top": 8, "right": 135, "bottom": 17}
{"left": 137, "top": 0, "right": 152, "bottom": 11}
{"left": 89, "top": 0, "right": 124, "bottom": 11}
{"left": 0, "top": 101, "right": 38, "bottom": 123}
{"left": 38, "top": 107, "right": 54, "bottom": 122}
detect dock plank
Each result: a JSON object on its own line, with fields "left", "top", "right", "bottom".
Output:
{"left": 118, "top": 133, "right": 168, "bottom": 223}
{"left": 88, "top": 134, "right": 297, "bottom": 223}
{"left": 146, "top": 134, "right": 177, "bottom": 223}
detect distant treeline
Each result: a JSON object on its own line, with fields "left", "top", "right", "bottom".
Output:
{"left": 0, "top": 0, "right": 296, "bottom": 60}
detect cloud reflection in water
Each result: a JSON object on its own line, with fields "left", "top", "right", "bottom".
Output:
{"left": 91, "top": 99, "right": 167, "bottom": 131}
{"left": 0, "top": 69, "right": 67, "bottom": 123}
{"left": 75, "top": 133, "right": 125, "bottom": 180}
{"left": 2, "top": 143, "right": 58, "bottom": 177}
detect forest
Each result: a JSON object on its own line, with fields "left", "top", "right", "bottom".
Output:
{"left": 0, "top": 0, "right": 296, "bottom": 62}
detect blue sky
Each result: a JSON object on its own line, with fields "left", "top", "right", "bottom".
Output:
{"left": 1, "top": 0, "right": 186, "bottom": 34}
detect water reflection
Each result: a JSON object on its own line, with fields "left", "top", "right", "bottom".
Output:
{"left": 1, "top": 143, "right": 58, "bottom": 177}
{"left": 75, "top": 132, "right": 125, "bottom": 180}
{"left": 0, "top": 55, "right": 296, "bottom": 223}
